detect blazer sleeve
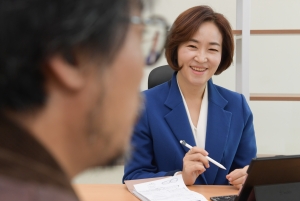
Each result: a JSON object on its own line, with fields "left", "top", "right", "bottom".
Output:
{"left": 122, "top": 101, "right": 179, "bottom": 183}
{"left": 229, "top": 94, "right": 257, "bottom": 172}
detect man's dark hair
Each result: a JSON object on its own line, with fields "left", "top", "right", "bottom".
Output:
{"left": 0, "top": 0, "right": 142, "bottom": 112}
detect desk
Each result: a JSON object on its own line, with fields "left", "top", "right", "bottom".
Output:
{"left": 73, "top": 184, "right": 238, "bottom": 201}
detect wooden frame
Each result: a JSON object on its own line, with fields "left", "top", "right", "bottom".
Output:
{"left": 250, "top": 93, "right": 300, "bottom": 101}
{"left": 233, "top": 29, "right": 300, "bottom": 35}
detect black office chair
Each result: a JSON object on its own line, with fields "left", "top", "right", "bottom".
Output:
{"left": 148, "top": 65, "right": 174, "bottom": 89}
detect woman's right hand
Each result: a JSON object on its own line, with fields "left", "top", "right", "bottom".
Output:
{"left": 181, "top": 147, "right": 210, "bottom": 185}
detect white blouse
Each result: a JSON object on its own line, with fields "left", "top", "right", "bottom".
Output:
{"left": 177, "top": 77, "right": 208, "bottom": 149}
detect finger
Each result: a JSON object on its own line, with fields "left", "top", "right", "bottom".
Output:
{"left": 184, "top": 153, "right": 210, "bottom": 168}
{"left": 227, "top": 169, "right": 247, "bottom": 181}
{"left": 183, "top": 160, "right": 205, "bottom": 170}
{"left": 184, "top": 152, "right": 208, "bottom": 162}
{"left": 229, "top": 175, "right": 246, "bottom": 185}
{"left": 183, "top": 163, "right": 206, "bottom": 175}
{"left": 189, "top": 147, "right": 208, "bottom": 156}
{"left": 182, "top": 163, "right": 206, "bottom": 186}
{"left": 233, "top": 183, "right": 243, "bottom": 190}
{"left": 228, "top": 166, "right": 249, "bottom": 178}
{"left": 227, "top": 169, "right": 239, "bottom": 178}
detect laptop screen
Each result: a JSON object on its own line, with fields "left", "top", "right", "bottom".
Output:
{"left": 236, "top": 155, "right": 300, "bottom": 201}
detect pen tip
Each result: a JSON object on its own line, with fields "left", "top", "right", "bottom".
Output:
{"left": 180, "top": 140, "right": 186, "bottom": 145}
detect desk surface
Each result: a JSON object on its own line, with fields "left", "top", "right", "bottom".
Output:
{"left": 73, "top": 184, "right": 238, "bottom": 201}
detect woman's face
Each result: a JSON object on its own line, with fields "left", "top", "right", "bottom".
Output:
{"left": 177, "top": 21, "right": 222, "bottom": 87}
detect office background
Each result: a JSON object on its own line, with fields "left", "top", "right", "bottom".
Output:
{"left": 73, "top": 0, "right": 300, "bottom": 184}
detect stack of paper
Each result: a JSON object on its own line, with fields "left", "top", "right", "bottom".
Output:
{"left": 132, "top": 175, "right": 207, "bottom": 201}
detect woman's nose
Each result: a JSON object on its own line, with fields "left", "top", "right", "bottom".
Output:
{"left": 194, "top": 51, "right": 208, "bottom": 63}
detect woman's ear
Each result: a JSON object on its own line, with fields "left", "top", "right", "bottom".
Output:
{"left": 46, "top": 55, "right": 85, "bottom": 91}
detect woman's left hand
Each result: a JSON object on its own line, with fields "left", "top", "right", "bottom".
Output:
{"left": 226, "top": 165, "right": 249, "bottom": 189}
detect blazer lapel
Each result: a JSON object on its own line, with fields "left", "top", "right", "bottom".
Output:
{"left": 164, "top": 73, "right": 208, "bottom": 184}
{"left": 163, "top": 76, "right": 231, "bottom": 184}
{"left": 203, "top": 79, "right": 232, "bottom": 184}
{"left": 164, "top": 73, "right": 196, "bottom": 151}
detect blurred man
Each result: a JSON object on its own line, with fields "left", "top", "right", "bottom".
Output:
{"left": 0, "top": 0, "right": 165, "bottom": 200}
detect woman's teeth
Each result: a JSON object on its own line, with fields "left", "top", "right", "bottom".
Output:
{"left": 191, "top": 66, "right": 206, "bottom": 72}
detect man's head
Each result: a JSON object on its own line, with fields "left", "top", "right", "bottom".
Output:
{"left": 0, "top": 0, "right": 145, "bottom": 178}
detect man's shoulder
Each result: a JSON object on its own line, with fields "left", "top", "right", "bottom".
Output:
{"left": 0, "top": 175, "right": 79, "bottom": 201}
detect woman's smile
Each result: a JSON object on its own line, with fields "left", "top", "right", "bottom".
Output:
{"left": 190, "top": 65, "right": 207, "bottom": 73}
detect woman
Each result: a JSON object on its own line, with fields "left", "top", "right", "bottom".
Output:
{"left": 123, "top": 5, "right": 257, "bottom": 189}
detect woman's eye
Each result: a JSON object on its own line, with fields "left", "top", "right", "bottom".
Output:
{"left": 187, "top": 45, "right": 196, "bottom": 48}
{"left": 209, "top": 49, "right": 218, "bottom": 52}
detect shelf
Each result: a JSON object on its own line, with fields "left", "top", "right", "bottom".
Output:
{"left": 250, "top": 93, "right": 300, "bottom": 101}
{"left": 233, "top": 29, "right": 300, "bottom": 35}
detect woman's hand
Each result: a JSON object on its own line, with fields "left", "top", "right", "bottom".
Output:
{"left": 226, "top": 165, "right": 249, "bottom": 189}
{"left": 181, "top": 147, "right": 210, "bottom": 185}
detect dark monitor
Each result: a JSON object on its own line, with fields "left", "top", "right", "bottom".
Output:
{"left": 236, "top": 155, "right": 300, "bottom": 201}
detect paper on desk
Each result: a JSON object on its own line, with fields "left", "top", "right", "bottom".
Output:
{"left": 133, "top": 174, "right": 207, "bottom": 201}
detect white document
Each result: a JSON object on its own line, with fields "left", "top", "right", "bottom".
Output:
{"left": 133, "top": 175, "right": 207, "bottom": 201}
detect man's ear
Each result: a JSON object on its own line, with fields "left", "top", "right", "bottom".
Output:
{"left": 46, "top": 55, "right": 85, "bottom": 91}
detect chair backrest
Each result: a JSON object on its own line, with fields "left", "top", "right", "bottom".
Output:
{"left": 148, "top": 65, "right": 174, "bottom": 89}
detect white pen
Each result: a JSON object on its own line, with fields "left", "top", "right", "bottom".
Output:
{"left": 180, "top": 140, "right": 226, "bottom": 170}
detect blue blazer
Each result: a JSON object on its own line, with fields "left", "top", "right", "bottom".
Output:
{"left": 123, "top": 72, "right": 257, "bottom": 185}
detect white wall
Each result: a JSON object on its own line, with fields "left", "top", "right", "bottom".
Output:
{"left": 73, "top": 0, "right": 300, "bottom": 184}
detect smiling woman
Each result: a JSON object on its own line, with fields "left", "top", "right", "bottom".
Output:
{"left": 177, "top": 21, "right": 223, "bottom": 90}
{"left": 165, "top": 6, "right": 234, "bottom": 75}
{"left": 123, "top": 5, "right": 257, "bottom": 189}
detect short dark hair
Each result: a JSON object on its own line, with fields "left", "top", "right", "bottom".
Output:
{"left": 165, "top": 5, "right": 234, "bottom": 75}
{"left": 0, "top": 0, "right": 143, "bottom": 112}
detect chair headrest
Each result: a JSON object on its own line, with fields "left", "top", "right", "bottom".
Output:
{"left": 148, "top": 65, "right": 174, "bottom": 89}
